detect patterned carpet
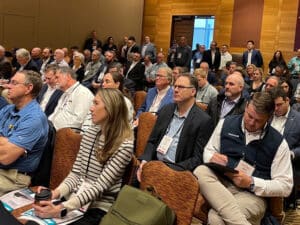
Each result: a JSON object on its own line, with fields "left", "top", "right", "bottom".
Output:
{"left": 284, "top": 209, "right": 300, "bottom": 225}
{"left": 191, "top": 209, "right": 300, "bottom": 225}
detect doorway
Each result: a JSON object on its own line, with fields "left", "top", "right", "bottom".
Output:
{"left": 170, "top": 15, "right": 215, "bottom": 50}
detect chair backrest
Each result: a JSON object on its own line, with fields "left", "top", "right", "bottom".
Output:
{"left": 49, "top": 128, "right": 82, "bottom": 189}
{"left": 135, "top": 112, "right": 157, "bottom": 157}
{"left": 122, "top": 155, "right": 139, "bottom": 186}
{"left": 134, "top": 90, "right": 147, "bottom": 112}
{"left": 140, "top": 161, "right": 199, "bottom": 225}
{"left": 31, "top": 121, "right": 56, "bottom": 187}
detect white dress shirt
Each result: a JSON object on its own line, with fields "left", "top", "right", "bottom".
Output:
{"left": 203, "top": 118, "right": 293, "bottom": 197}
{"left": 271, "top": 107, "right": 290, "bottom": 135}
{"left": 39, "top": 85, "right": 56, "bottom": 112}
{"left": 49, "top": 82, "right": 94, "bottom": 130}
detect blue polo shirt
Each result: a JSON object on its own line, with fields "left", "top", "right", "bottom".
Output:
{"left": 0, "top": 100, "right": 48, "bottom": 173}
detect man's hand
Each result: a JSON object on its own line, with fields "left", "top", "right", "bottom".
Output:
{"left": 137, "top": 161, "right": 147, "bottom": 182}
{"left": 210, "top": 153, "right": 228, "bottom": 166}
{"left": 225, "top": 171, "right": 252, "bottom": 189}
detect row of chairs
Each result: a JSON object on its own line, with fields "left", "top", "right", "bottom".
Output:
{"left": 30, "top": 108, "right": 285, "bottom": 224}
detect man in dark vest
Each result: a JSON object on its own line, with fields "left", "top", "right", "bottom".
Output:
{"left": 194, "top": 91, "right": 293, "bottom": 225}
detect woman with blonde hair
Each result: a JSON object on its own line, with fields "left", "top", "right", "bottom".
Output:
{"left": 248, "top": 67, "right": 264, "bottom": 94}
{"left": 33, "top": 88, "right": 134, "bottom": 225}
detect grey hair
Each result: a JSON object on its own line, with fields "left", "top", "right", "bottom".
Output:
{"left": 57, "top": 66, "right": 77, "bottom": 80}
{"left": 16, "top": 48, "right": 31, "bottom": 60}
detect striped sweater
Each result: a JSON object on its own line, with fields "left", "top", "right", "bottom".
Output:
{"left": 57, "top": 126, "right": 134, "bottom": 212}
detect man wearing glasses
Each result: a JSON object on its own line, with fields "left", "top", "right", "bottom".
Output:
{"left": 133, "top": 67, "right": 173, "bottom": 127}
{"left": 137, "top": 74, "right": 213, "bottom": 181}
{"left": 0, "top": 70, "right": 48, "bottom": 196}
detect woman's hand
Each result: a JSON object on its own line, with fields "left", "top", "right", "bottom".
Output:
{"left": 36, "top": 186, "right": 60, "bottom": 200}
{"left": 33, "top": 201, "right": 63, "bottom": 219}
{"left": 137, "top": 161, "right": 147, "bottom": 182}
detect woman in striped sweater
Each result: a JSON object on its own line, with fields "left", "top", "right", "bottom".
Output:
{"left": 33, "top": 88, "right": 134, "bottom": 225}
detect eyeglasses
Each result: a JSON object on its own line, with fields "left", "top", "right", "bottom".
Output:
{"left": 156, "top": 74, "right": 167, "bottom": 78}
{"left": 174, "top": 85, "right": 194, "bottom": 90}
{"left": 9, "top": 80, "right": 27, "bottom": 86}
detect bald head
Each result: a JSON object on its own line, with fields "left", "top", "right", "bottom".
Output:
{"left": 54, "top": 49, "right": 65, "bottom": 62}
{"left": 200, "top": 62, "right": 209, "bottom": 72}
{"left": 224, "top": 72, "right": 244, "bottom": 100}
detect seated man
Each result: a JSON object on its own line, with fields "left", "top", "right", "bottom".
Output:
{"left": 270, "top": 87, "right": 300, "bottom": 207}
{"left": 207, "top": 71, "right": 247, "bottom": 128}
{"left": 0, "top": 70, "right": 48, "bottom": 196}
{"left": 48, "top": 66, "right": 94, "bottom": 130}
{"left": 15, "top": 48, "right": 39, "bottom": 73}
{"left": 194, "top": 91, "right": 293, "bottom": 225}
{"left": 37, "top": 64, "right": 63, "bottom": 117}
{"left": 194, "top": 68, "right": 218, "bottom": 111}
{"left": 137, "top": 74, "right": 213, "bottom": 181}
{"left": 133, "top": 67, "right": 174, "bottom": 127}
{"left": 263, "top": 75, "right": 280, "bottom": 92}
{"left": 50, "top": 49, "right": 69, "bottom": 68}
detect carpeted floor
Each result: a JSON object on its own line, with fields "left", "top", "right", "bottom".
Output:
{"left": 284, "top": 209, "right": 300, "bottom": 225}
{"left": 191, "top": 209, "right": 300, "bottom": 225}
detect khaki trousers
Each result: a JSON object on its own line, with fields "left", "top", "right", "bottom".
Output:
{"left": 0, "top": 169, "right": 31, "bottom": 196}
{"left": 194, "top": 165, "right": 266, "bottom": 225}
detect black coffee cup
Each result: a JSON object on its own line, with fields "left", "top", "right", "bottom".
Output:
{"left": 35, "top": 188, "right": 52, "bottom": 206}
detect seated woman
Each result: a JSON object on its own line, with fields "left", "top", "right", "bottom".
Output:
{"left": 72, "top": 52, "right": 85, "bottom": 83}
{"left": 102, "top": 36, "right": 118, "bottom": 53}
{"left": 245, "top": 64, "right": 256, "bottom": 84}
{"left": 280, "top": 78, "right": 294, "bottom": 101}
{"left": 248, "top": 67, "right": 264, "bottom": 95}
{"left": 268, "top": 50, "right": 287, "bottom": 75}
{"left": 33, "top": 88, "right": 134, "bottom": 225}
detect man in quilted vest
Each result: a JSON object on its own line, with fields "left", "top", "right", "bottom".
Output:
{"left": 194, "top": 91, "right": 293, "bottom": 225}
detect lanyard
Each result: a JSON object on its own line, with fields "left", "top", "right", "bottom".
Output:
{"left": 85, "top": 130, "right": 101, "bottom": 177}
{"left": 165, "top": 116, "right": 185, "bottom": 138}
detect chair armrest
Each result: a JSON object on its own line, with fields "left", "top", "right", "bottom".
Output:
{"left": 193, "top": 193, "right": 209, "bottom": 224}
{"left": 268, "top": 197, "right": 285, "bottom": 224}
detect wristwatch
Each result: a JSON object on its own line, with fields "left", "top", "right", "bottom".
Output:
{"left": 249, "top": 177, "right": 255, "bottom": 192}
{"left": 60, "top": 207, "right": 67, "bottom": 218}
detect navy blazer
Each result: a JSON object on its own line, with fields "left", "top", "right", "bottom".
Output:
{"left": 135, "top": 86, "right": 174, "bottom": 118}
{"left": 139, "top": 103, "right": 213, "bottom": 171}
{"left": 37, "top": 84, "right": 63, "bottom": 117}
{"left": 16, "top": 59, "right": 39, "bottom": 73}
{"left": 242, "top": 49, "right": 264, "bottom": 68}
{"left": 283, "top": 109, "right": 300, "bottom": 159}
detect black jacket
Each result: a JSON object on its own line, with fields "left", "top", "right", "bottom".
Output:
{"left": 140, "top": 103, "right": 213, "bottom": 171}
{"left": 207, "top": 93, "right": 247, "bottom": 128}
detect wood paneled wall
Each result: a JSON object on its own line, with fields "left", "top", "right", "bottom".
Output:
{"left": 143, "top": 0, "right": 299, "bottom": 72}
{"left": 0, "top": 0, "right": 144, "bottom": 50}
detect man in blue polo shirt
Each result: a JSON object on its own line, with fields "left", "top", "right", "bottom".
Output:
{"left": 0, "top": 70, "right": 48, "bottom": 196}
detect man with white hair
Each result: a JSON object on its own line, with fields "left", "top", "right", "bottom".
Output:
{"left": 49, "top": 66, "right": 94, "bottom": 130}
{"left": 51, "top": 49, "right": 69, "bottom": 67}
{"left": 0, "top": 45, "right": 12, "bottom": 80}
{"left": 15, "top": 48, "right": 39, "bottom": 73}
{"left": 82, "top": 50, "right": 101, "bottom": 83}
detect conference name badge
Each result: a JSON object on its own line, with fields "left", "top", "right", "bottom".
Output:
{"left": 157, "top": 135, "right": 173, "bottom": 155}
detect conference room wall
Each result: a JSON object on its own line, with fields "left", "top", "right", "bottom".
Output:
{"left": 0, "top": 0, "right": 144, "bottom": 50}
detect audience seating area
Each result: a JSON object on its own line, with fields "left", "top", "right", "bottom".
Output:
{"left": 26, "top": 76, "right": 290, "bottom": 225}
{"left": 49, "top": 128, "right": 82, "bottom": 189}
